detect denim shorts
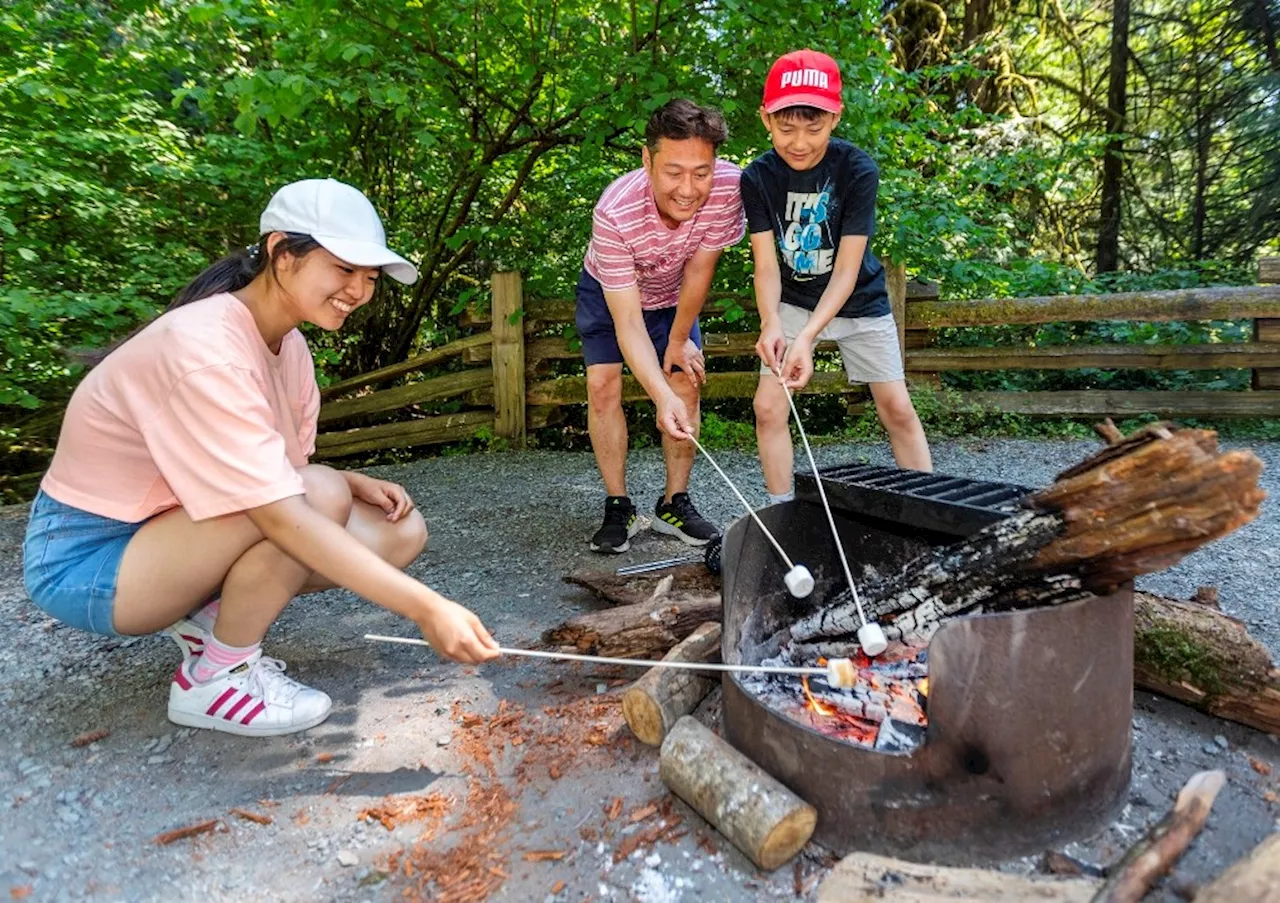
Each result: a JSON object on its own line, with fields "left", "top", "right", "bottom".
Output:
{"left": 23, "top": 490, "right": 144, "bottom": 636}
{"left": 574, "top": 269, "right": 702, "bottom": 368}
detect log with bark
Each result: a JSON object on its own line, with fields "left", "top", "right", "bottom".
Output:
{"left": 659, "top": 715, "right": 816, "bottom": 871}
{"left": 1193, "top": 833, "right": 1280, "bottom": 903}
{"left": 622, "top": 622, "right": 721, "bottom": 746}
{"left": 1091, "top": 769, "right": 1225, "bottom": 903}
{"left": 815, "top": 852, "right": 1101, "bottom": 902}
{"left": 543, "top": 571, "right": 720, "bottom": 658}
{"left": 790, "top": 426, "right": 1264, "bottom": 646}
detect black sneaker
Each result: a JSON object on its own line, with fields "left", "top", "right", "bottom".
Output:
{"left": 589, "top": 496, "right": 641, "bottom": 553}
{"left": 652, "top": 492, "right": 720, "bottom": 547}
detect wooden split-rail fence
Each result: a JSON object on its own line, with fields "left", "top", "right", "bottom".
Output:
{"left": 314, "top": 258, "right": 1280, "bottom": 460}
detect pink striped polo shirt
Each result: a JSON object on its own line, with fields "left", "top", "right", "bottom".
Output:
{"left": 583, "top": 159, "right": 745, "bottom": 310}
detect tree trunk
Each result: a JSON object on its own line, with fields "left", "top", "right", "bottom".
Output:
{"left": 622, "top": 623, "right": 721, "bottom": 746}
{"left": 1097, "top": 0, "right": 1130, "bottom": 274}
{"left": 659, "top": 716, "right": 816, "bottom": 871}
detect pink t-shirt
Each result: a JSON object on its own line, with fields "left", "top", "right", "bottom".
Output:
{"left": 42, "top": 293, "right": 319, "bottom": 523}
{"left": 583, "top": 159, "right": 745, "bottom": 310}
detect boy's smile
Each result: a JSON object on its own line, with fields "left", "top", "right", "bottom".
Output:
{"left": 761, "top": 110, "right": 840, "bottom": 172}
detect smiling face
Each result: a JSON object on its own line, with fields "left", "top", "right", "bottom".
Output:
{"left": 642, "top": 137, "right": 717, "bottom": 229}
{"left": 268, "top": 238, "right": 381, "bottom": 330}
{"left": 761, "top": 108, "right": 840, "bottom": 171}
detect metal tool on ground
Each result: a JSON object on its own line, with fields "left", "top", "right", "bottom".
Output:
{"left": 777, "top": 372, "right": 886, "bottom": 656}
{"left": 615, "top": 534, "right": 723, "bottom": 577}
{"left": 363, "top": 633, "right": 860, "bottom": 687}
{"left": 684, "top": 433, "right": 814, "bottom": 598}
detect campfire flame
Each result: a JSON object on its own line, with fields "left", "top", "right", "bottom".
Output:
{"left": 801, "top": 675, "right": 836, "bottom": 717}
{"left": 918, "top": 678, "right": 929, "bottom": 697}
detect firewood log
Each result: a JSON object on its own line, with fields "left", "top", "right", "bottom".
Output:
{"left": 815, "top": 852, "right": 1100, "bottom": 902}
{"left": 563, "top": 563, "right": 718, "bottom": 606}
{"left": 1192, "top": 833, "right": 1280, "bottom": 903}
{"left": 1091, "top": 769, "right": 1226, "bottom": 903}
{"left": 659, "top": 716, "right": 815, "bottom": 871}
{"left": 541, "top": 586, "right": 720, "bottom": 658}
{"left": 791, "top": 429, "right": 1263, "bottom": 645}
{"left": 622, "top": 623, "right": 721, "bottom": 746}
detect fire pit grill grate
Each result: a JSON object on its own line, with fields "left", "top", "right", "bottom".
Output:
{"left": 795, "top": 465, "right": 1034, "bottom": 537}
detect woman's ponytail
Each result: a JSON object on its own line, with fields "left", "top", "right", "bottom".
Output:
{"left": 78, "top": 232, "right": 320, "bottom": 367}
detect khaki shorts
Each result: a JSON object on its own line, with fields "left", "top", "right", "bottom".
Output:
{"left": 761, "top": 303, "right": 904, "bottom": 384}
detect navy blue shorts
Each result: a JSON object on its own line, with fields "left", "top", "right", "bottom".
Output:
{"left": 574, "top": 269, "right": 702, "bottom": 368}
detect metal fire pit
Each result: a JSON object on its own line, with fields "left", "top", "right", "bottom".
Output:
{"left": 720, "top": 470, "right": 1133, "bottom": 864}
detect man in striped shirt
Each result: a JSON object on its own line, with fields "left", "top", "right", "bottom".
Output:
{"left": 575, "top": 99, "right": 746, "bottom": 553}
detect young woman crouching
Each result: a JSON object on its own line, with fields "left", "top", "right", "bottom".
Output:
{"left": 24, "top": 178, "right": 499, "bottom": 736}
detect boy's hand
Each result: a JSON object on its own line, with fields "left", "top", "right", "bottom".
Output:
{"left": 780, "top": 335, "right": 816, "bottom": 390}
{"left": 663, "top": 338, "right": 706, "bottom": 387}
{"left": 756, "top": 320, "right": 787, "bottom": 371}
{"left": 655, "top": 391, "right": 693, "bottom": 441}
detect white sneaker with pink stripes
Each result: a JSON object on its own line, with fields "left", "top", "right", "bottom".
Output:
{"left": 165, "top": 617, "right": 208, "bottom": 662}
{"left": 167, "top": 651, "right": 332, "bottom": 736}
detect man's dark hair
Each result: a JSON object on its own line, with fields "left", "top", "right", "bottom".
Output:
{"left": 771, "top": 105, "right": 831, "bottom": 123}
{"left": 645, "top": 98, "right": 729, "bottom": 153}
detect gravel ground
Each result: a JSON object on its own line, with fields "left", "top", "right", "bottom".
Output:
{"left": 1, "top": 438, "right": 1278, "bottom": 902}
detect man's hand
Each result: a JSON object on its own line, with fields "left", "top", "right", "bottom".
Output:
{"left": 756, "top": 319, "right": 787, "bottom": 371}
{"left": 346, "top": 472, "right": 415, "bottom": 522}
{"left": 662, "top": 337, "right": 706, "bottom": 387}
{"left": 655, "top": 391, "right": 693, "bottom": 441}
{"left": 779, "top": 334, "right": 816, "bottom": 390}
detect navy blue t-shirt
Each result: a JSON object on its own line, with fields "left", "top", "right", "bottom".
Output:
{"left": 740, "top": 138, "right": 889, "bottom": 319}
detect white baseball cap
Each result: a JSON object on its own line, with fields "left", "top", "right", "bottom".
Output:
{"left": 259, "top": 178, "right": 418, "bottom": 285}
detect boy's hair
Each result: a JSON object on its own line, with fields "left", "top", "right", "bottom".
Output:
{"left": 770, "top": 105, "right": 831, "bottom": 123}
{"left": 645, "top": 99, "right": 729, "bottom": 153}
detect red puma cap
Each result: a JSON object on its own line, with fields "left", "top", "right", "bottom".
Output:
{"left": 762, "top": 49, "right": 843, "bottom": 114}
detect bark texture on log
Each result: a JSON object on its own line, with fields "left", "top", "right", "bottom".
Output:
{"left": 1134, "top": 592, "right": 1280, "bottom": 736}
{"left": 1091, "top": 770, "right": 1226, "bottom": 903}
{"left": 659, "top": 716, "right": 815, "bottom": 871}
{"left": 792, "top": 428, "right": 1263, "bottom": 645}
{"left": 622, "top": 623, "right": 721, "bottom": 746}
{"left": 564, "top": 564, "right": 718, "bottom": 607}
{"left": 816, "top": 852, "right": 1100, "bottom": 902}
{"left": 1193, "top": 833, "right": 1280, "bottom": 903}
{"left": 542, "top": 583, "right": 720, "bottom": 658}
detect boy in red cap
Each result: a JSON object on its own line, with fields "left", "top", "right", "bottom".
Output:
{"left": 741, "top": 49, "right": 932, "bottom": 502}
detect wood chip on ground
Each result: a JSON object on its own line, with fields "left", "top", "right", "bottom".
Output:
{"left": 228, "top": 808, "right": 273, "bottom": 826}
{"left": 69, "top": 729, "right": 109, "bottom": 748}
{"left": 358, "top": 792, "right": 453, "bottom": 833}
{"left": 522, "top": 850, "right": 568, "bottom": 862}
{"left": 153, "top": 819, "right": 221, "bottom": 845}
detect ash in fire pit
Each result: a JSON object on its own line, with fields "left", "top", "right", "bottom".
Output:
{"left": 738, "top": 642, "right": 929, "bottom": 754}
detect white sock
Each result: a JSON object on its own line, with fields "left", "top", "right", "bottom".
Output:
{"left": 188, "top": 598, "right": 220, "bottom": 632}
{"left": 767, "top": 490, "right": 795, "bottom": 504}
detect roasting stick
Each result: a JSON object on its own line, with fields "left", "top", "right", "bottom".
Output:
{"left": 684, "top": 433, "right": 815, "bottom": 598}
{"left": 363, "top": 633, "right": 862, "bottom": 687}
{"left": 777, "top": 371, "right": 888, "bottom": 656}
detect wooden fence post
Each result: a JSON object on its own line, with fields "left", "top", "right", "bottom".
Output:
{"left": 491, "top": 271, "right": 527, "bottom": 447}
{"left": 886, "top": 261, "right": 907, "bottom": 367}
{"left": 1255, "top": 258, "right": 1280, "bottom": 390}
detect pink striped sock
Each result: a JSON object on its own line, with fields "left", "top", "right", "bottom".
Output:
{"left": 191, "top": 634, "right": 259, "bottom": 683}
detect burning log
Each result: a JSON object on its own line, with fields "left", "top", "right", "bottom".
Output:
{"left": 791, "top": 428, "right": 1264, "bottom": 646}
{"left": 1091, "top": 769, "right": 1226, "bottom": 903}
{"left": 659, "top": 716, "right": 816, "bottom": 871}
{"left": 622, "top": 623, "right": 721, "bottom": 746}
{"left": 815, "top": 852, "right": 1101, "bottom": 902}
{"left": 1193, "top": 833, "right": 1280, "bottom": 903}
